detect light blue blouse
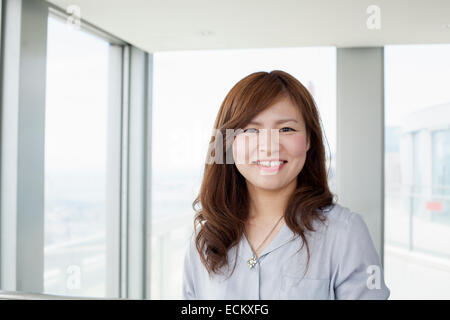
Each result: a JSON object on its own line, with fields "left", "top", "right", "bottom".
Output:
{"left": 181, "top": 203, "right": 390, "bottom": 300}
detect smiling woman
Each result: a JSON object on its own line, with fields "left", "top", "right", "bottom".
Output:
{"left": 233, "top": 95, "right": 310, "bottom": 189}
{"left": 182, "top": 70, "right": 390, "bottom": 299}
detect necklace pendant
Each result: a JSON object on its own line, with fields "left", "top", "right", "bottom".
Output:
{"left": 247, "top": 255, "right": 257, "bottom": 269}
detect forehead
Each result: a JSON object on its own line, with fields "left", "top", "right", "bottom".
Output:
{"left": 248, "top": 96, "right": 304, "bottom": 125}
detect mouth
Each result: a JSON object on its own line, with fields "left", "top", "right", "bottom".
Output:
{"left": 252, "top": 160, "right": 288, "bottom": 172}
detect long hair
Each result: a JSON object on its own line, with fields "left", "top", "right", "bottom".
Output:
{"left": 192, "top": 70, "right": 336, "bottom": 279}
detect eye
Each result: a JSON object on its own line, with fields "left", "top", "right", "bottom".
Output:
{"left": 243, "top": 128, "right": 258, "bottom": 133}
{"left": 280, "top": 127, "right": 296, "bottom": 132}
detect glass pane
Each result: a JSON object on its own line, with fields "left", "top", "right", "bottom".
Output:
{"left": 44, "top": 15, "right": 110, "bottom": 297}
{"left": 151, "top": 47, "right": 336, "bottom": 299}
{"left": 385, "top": 44, "right": 450, "bottom": 299}
{"left": 431, "top": 129, "right": 450, "bottom": 226}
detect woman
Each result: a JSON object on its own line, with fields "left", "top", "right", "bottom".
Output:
{"left": 182, "top": 70, "right": 390, "bottom": 300}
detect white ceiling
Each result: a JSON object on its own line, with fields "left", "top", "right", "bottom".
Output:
{"left": 47, "top": 0, "right": 450, "bottom": 53}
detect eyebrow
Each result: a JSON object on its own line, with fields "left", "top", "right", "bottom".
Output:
{"left": 247, "top": 118, "right": 299, "bottom": 126}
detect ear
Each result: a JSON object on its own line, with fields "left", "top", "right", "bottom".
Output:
{"left": 306, "top": 135, "right": 310, "bottom": 152}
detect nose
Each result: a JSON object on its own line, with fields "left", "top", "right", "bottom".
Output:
{"left": 258, "top": 128, "right": 280, "bottom": 158}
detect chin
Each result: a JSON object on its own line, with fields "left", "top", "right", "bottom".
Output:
{"left": 249, "top": 178, "right": 290, "bottom": 191}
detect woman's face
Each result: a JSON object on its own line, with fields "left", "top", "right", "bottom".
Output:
{"left": 232, "top": 95, "right": 310, "bottom": 191}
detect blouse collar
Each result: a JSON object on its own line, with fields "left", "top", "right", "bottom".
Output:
{"left": 237, "top": 220, "right": 299, "bottom": 262}
{"left": 234, "top": 204, "right": 335, "bottom": 263}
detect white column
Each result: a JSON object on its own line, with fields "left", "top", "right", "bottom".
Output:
{"left": 336, "top": 47, "right": 385, "bottom": 265}
{"left": 0, "top": 0, "right": 48, "bottom": 292}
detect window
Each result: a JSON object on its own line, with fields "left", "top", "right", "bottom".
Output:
{"left": 384, "top": 44, "right": 450, "bottom": 299}
{"left": 431, "top": 129, "right": 450, "bottom": 226}
{"left": 44, "top": 14, "right": 113, "bottom": 297}
{"left": 151, "top": 47, "right": 336, "bottom": 299}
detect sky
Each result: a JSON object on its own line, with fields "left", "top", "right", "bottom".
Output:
{"left": 45, "top": 15, "right": 109, "bottom": 173}
{"left": 385, "top": 44, "right": 450, "bottom": 126}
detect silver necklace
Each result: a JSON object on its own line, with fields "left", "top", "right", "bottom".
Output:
{"left": 245, "top": 215, "right": 284, "bottom": 269}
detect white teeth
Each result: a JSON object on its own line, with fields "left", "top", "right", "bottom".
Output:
{"left": 256, "top": 160, "right": 286, "bottom": 167}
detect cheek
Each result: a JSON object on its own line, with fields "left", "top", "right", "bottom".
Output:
{"left": 283, "top": 133, "right": 309, "bottom": 157}
{"left": 232, "top": 134, "right": 258, "bottom": 164}
{"left": 232, "top": 136, "right": 244, "bottom": 161}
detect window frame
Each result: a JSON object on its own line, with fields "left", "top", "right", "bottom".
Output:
{"left": 0, "top": 0, "right": 153, "bottom": 299}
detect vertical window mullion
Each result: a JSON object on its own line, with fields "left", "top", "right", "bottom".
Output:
{"left": 105, "top": 43, "right": 124, "bottom": 298}
{"left": 144, "top": 53, "right": 154, "bottom": 300}
{"left": 120, "top": 45, "right": 131, "bottom": 299}
{"left": 127, "top": 46, "right": 148, "bottom": 299}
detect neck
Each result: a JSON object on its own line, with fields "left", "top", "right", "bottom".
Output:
{"left": 246, "top": 178, "right": 297, "bottom": 222}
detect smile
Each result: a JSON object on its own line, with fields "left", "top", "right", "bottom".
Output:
{"left": 254, "top": 160, "right": 287, "bottom": 172}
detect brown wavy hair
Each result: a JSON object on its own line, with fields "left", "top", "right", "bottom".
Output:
{"left": 192, "top": 70, "right": 336, "bottom": 280}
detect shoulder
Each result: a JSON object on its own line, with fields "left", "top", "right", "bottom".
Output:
{"left": 184, "top": 223, "right": 201, "bottom": 265}
{"left": 186, "top": 222, "right": 210, "bottom": 266}
{"left": 187, "top": 223, "right": 203, "bottom": 256}
{"left": 320, "top": 203, "right": 377, "bottom": 258}
{"left": 323, "top": 203, "right": 364, "bottom": 225}
{"left": 316, "top": 203, "right": 369, "bottom": 240}
{"left": 316, "top": 203, "right": 353, "bottom": 228}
